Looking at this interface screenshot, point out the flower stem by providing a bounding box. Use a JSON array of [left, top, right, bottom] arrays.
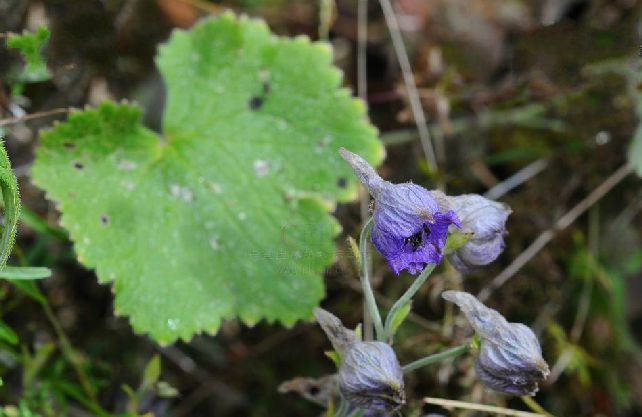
[[359, 217, 385, 341], [384, 263, 436, 340], [520, 395, 554, 417], [346, 408, 365, 417], [402, 343, 469, 373], [334, 397, 350, 417]]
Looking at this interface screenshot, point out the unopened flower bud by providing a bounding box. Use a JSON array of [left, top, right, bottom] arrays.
[[339, 341, 405, 412], [313, 307, 357, 355], [314, 308, 405, 412], [442, 291, 549, 396], [444, 194, 511, 272], [339, 148, 460, 274]]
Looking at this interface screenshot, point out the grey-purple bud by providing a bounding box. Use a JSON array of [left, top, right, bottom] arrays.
[[445, 194, 511, 273], [339, 341, 405, 413], [442, 291, 549, 396], [313, 308, 405, 412]]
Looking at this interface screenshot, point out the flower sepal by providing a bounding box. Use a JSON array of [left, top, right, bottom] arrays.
[[443, 229, 475, 255]]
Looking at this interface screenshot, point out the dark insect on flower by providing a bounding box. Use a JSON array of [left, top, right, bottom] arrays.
[[442, 194, 511, 273], [339, 148, 460, 274], [313, 308, 405, 414], [404, 229, 424, 251], [442, 291, 550, 396]]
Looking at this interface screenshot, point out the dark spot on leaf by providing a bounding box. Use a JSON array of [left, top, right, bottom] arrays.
[[337, 177, 347, 188], [249, 96, 263, 110], [63, 142, 75, 149], [100, 214, 109, 225], [263, 81, 271, 94], [73, 161, 84, 170]]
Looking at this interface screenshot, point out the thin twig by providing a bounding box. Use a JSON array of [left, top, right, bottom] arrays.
[[0, 107, 70, 127], [319, 0, 334, 41], [357, 0, 368, 105], [378, 0, 437, 171], [158, 344, 245, 415], [423, 397, 547, 417], [478, 163, 634, 302], [171, 0, 224, 14], [547, 347, 573, 384], [484, 158, 549, 200]]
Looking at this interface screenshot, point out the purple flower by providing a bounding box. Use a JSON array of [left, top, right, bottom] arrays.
[[339, 148, 460, 274], [443, 194, 511, 273], [442, 291, 550, 396]]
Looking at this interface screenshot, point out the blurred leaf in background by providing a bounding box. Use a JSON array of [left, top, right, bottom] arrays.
[[5, 25, 51, 95]]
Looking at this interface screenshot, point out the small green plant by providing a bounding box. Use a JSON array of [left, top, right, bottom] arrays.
[[5, 25, 51, 95], [305, 149, 549, 416]]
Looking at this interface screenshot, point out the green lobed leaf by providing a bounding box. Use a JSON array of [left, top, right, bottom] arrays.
[[31, 13, 384, 343], [6, 25, 51, 83], [0, 139, 20, 270]]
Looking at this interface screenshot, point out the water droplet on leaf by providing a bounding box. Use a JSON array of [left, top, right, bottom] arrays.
[[253, 159, 269, 177], [209, 234, 220, 250], [167, 318, 180, 330], [117, 160, 137, 170]]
